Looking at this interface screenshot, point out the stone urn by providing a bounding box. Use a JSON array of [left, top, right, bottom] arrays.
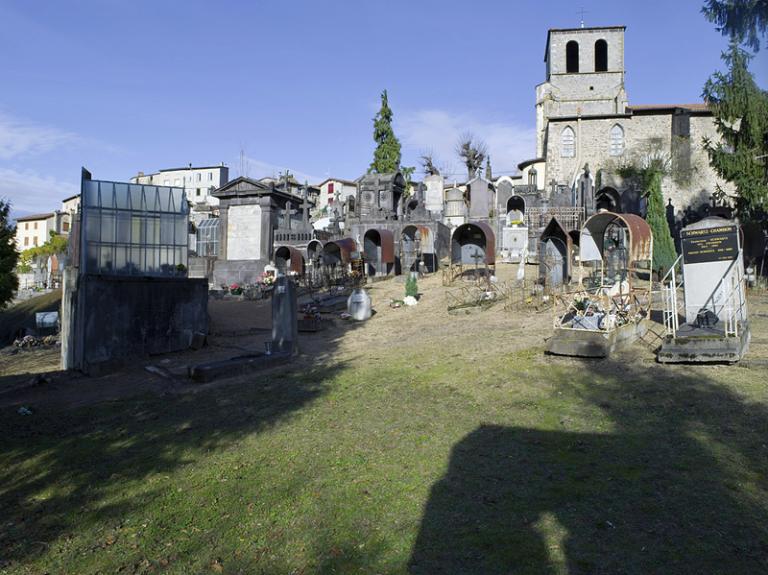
[[347, 288, 372, 321]]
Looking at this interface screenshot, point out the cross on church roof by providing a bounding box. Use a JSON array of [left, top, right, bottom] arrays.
[[577, 7, 588, 28]]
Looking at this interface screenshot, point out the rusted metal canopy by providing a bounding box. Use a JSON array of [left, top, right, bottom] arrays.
[[452, 221, 496, 265], [274, 245, 305, 274], [580, 212, 652, 262], [363, 228, 395, 264], [323, 237, 357, 264]]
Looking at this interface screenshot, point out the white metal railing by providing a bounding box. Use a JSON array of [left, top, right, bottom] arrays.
[[682, 257, 747, 338], [661, 255, 683, 336]]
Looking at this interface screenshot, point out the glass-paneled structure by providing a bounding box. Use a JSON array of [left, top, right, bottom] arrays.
[[81, 179, 189, 276], [195, 217, 220, 257]]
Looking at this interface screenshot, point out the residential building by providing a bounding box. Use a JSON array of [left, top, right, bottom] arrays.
[[316, 178, 358, 212], [130, 164, 230, 209]]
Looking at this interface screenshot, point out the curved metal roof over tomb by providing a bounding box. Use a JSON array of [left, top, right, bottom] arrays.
[[363, 228, 395, 264], [451, 221, 496, 265], [274, 245, 305, 274], [322, 237, 357, 264], [580, 212, 652, 263]]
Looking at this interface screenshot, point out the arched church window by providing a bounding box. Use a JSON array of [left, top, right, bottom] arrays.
[[566, 41, 579, 73], [561, 126, 575, 158], [595, 39, 608, 72], [610, 124, 624, 156]]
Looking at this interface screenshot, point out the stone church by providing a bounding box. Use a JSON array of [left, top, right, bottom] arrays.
[[520, 25, 732, 217]]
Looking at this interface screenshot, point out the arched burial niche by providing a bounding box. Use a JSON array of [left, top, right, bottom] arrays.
[[539, 217, 573, 289], [566, 40, 579, 73], [274, 245, 305, 276], [451, 222, 496, 267], [506, 195, 526, 224], [595, 39, 608, 72], [322, 237, 355, 269], [306, 239, 323, 264], [595, 187, 622, 212], [363, 228, 395, 277]]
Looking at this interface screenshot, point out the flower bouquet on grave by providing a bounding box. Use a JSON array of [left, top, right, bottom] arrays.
[[229, 283, 243, 296]]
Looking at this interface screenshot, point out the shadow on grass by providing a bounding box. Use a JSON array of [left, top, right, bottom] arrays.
[[0, 355, 349, 568], [410, 360, 768, 574]]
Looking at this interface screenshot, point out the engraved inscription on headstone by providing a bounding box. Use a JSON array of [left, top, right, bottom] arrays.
[[681, 225, 738, 264]]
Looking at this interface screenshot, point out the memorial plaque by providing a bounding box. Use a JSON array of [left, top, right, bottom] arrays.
[[681, 225, 738, 264]]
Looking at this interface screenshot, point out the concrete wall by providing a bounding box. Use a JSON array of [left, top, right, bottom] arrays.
[[63, 274, 208, 373]]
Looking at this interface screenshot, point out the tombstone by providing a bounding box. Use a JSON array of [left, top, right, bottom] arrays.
[[424, 174, 445, 215], [574, 164, 595, 216], [271, 275, 298, 354], [659, 217, 750, 363], [679, 218, 746, 325], [539, 217, 572, 289], [501, 227, 529, 263], [468, 177, 494, 220]]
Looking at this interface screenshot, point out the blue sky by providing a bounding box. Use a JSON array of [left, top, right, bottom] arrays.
[[1, 0, 766, 217]]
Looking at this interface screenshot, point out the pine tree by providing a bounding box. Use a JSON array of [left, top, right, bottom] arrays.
[[644, 171, 678, 276], [702, 43, 768, 217], [702, 0, 768, 51], [0, 200, 19, 309], [369, 90, 402, 174]]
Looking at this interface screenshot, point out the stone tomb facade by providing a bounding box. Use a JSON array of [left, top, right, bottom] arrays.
[[212, 177, 310, 285], [346, 171, 451, 274]]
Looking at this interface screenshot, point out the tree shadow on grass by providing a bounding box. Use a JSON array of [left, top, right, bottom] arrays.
[[409, 360, 768, 574], [0, 359, 346, 569]]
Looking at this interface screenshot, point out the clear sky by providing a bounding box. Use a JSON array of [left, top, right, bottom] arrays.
[[1, 0, 766, 217]]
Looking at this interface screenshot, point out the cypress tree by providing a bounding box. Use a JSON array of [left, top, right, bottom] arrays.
[[702, 43, 768, 218], [644, 171, 678, 277], [369, 90, 402, 174], [0, 200, 19, 309]]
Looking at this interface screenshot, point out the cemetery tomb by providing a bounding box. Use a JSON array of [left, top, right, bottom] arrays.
[[547, 212, 653, 358], [506, 195, 526, 221], [539, 217, 573, 289], [595, 187, 622, 212], [659, 217, 750, 363], [307, 239, 323, 264], [322, 237, 356, 268], [451, 222, 496, 268], [274, 245, 305, 276], [401, 225, 437, 273], [363, 228, 395, 277]]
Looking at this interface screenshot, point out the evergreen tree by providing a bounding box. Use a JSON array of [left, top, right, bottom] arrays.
[[702, 0, 768, 51], [702, 43, 768, 217], [0, 200, 19, 309], [369, 90, 402, 174], [644, 171, 678, 277]]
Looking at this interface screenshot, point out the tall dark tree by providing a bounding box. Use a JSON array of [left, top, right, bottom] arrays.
[[0, 200, 19, 309], [702, 43, 768, 216], [369, 90, 402, 174], [644, 171, 679, 276], [702, 0, 768, 51]]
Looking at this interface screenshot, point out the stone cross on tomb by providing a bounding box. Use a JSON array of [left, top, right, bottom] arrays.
[[300, 188, 311, 224], [283, 202, 297, 230]]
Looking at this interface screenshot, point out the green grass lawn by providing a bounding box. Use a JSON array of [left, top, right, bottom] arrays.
[[1, 337, 767, 574]]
